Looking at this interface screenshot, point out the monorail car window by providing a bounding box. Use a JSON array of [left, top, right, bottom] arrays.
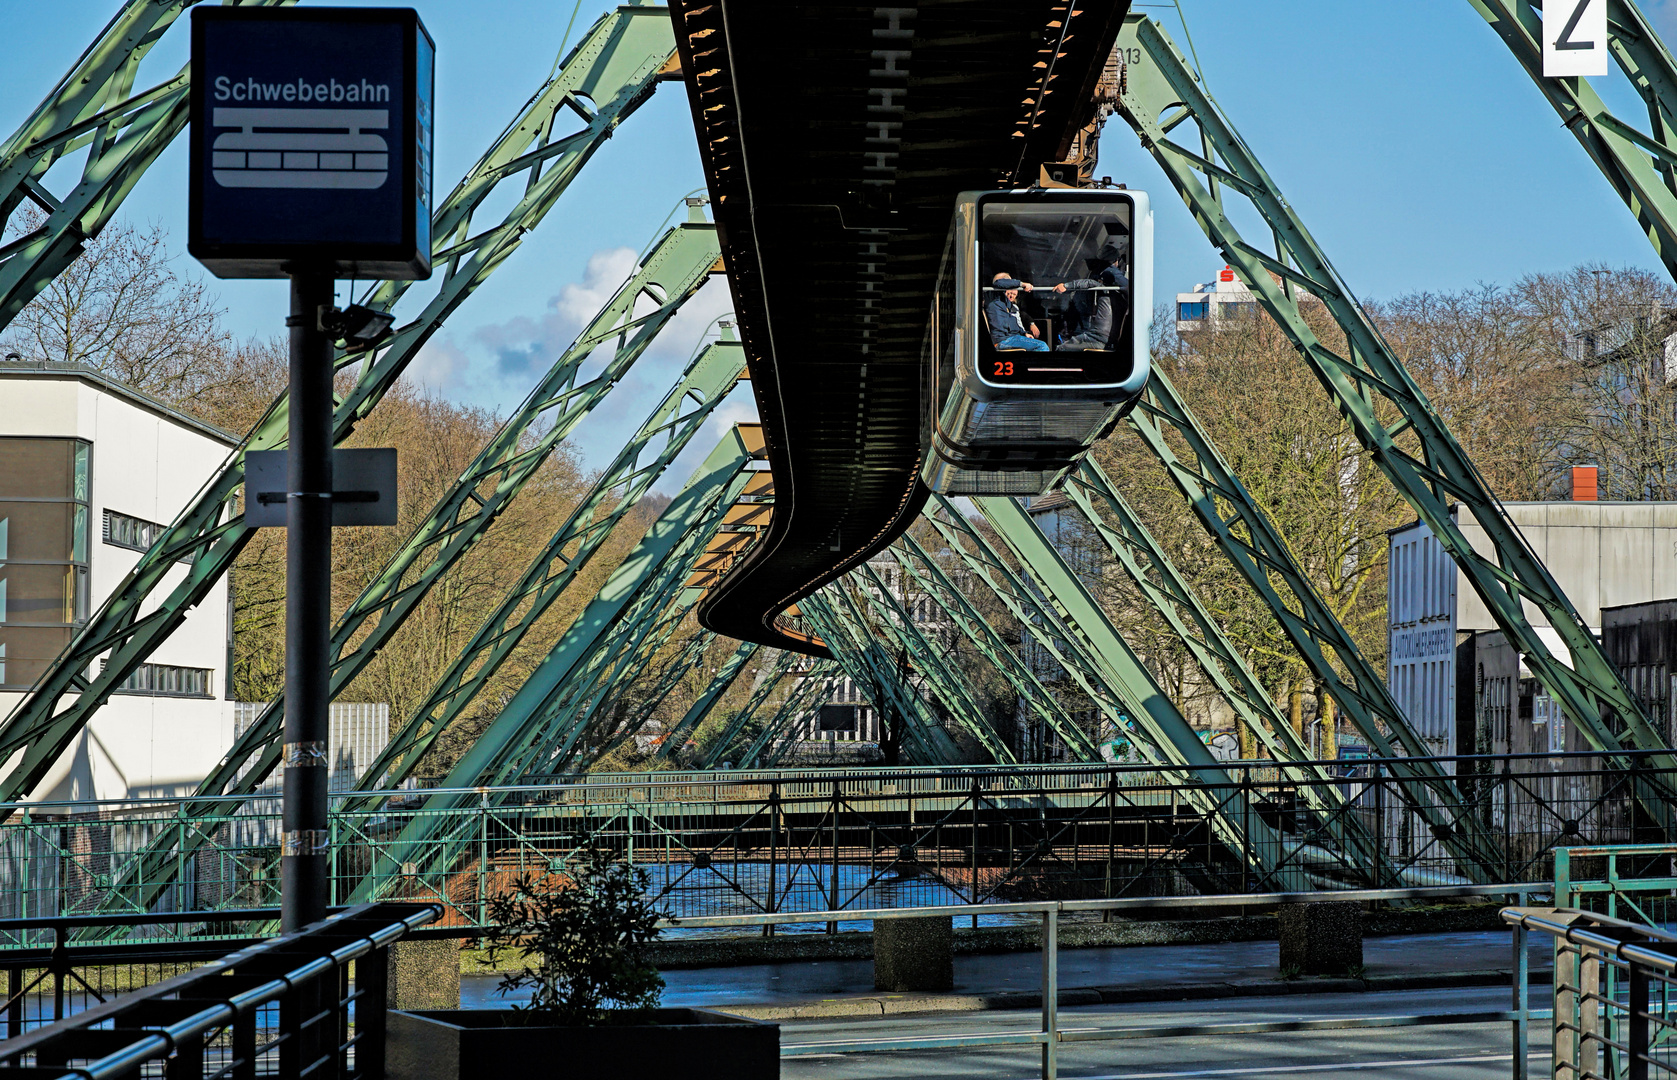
[[976, 192, 1136, 388]]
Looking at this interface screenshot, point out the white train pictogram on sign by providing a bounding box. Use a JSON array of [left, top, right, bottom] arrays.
[[211, 108, 389, 190]]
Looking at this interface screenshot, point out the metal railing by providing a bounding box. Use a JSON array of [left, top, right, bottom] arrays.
[[0, 902, 440, 1080], [2, 751, 1665, 942], [664, 884, 1544, 1080], [1505, 905, 1677, 1080]]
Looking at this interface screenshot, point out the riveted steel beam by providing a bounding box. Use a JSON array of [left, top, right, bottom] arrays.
[[197, 221, 723, 804], [697, 649, 803, 769], [649, 637, 757, 763], [1120, 16, 1672, 813], [348, 341, 747, 800], [0, 0, 294, 328], [0, 5, 682, 802], [887, 533, 1102, 762]]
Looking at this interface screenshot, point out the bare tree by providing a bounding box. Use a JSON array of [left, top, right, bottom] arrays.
[[1, 210, 232, 410]]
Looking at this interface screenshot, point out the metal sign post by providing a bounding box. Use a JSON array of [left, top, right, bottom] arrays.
[[190, 7, 432, 932]]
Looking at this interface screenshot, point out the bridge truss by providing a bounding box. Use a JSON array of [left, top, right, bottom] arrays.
[[0, 1, 1674, 918]]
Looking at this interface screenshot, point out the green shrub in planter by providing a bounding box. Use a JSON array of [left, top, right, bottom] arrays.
[[387, 848, 778, 1080]]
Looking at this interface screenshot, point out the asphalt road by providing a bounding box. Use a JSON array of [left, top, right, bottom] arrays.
[[777, 986, 1533, 1080]]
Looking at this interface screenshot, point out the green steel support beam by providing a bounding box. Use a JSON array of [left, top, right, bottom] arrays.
[[743, 665, 843, 768], [197, 219, 722, 802], [485, 470, 749, 784], [922, 499, 1170, 767], [350, 337, 746, 798], [804, 589, 961, 766], [887, 534, 1102, 761], [697, 649, 802, 769], [1063, 462, 1326, 775], [649, 637, 757, 762], [0, 0, 292, 329], [524, 576, 708, 777], [1120, 17, 1672, 797], [1472, 0, 1677, 281], [355, 428, 757, 894], [1060, 461, 1388, 879], [851, 563, 1019, 764], [0, 5, 681, 802]]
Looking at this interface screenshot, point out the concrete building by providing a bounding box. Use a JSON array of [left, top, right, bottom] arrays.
[[1175, 265, 1259, 334], [1387, 470, 1677, 756], [0, 361, 238, 803]]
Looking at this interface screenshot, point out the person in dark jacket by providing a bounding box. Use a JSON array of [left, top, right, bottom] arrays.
[[984, 272, 1049, 351], [1053, 240, 1130, 351]]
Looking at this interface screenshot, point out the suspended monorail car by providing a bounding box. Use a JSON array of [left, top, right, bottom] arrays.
[[922, 188, 1152, 494]]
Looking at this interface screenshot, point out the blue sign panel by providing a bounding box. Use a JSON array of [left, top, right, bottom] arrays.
[[189, 7, 433, 280]]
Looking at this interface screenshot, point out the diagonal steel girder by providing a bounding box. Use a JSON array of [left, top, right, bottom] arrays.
[[744, 664, 845, 768], [800, 591, 956, 767], [1058, 461, 1390, 882], [0, 0, 293, 329], [697, 648, 803, 769], [196, 218, 722, 803], [1119, 17, 1674, 814], [353, 428, 760, 895], [0, 5, 681, 802], [647, 636, 754, 763], [887, 533, 1102, 761], [850, 562, 1019, 764], [974, 496, 1286, 881], [348, 339, 748, 800], [520, 576, 711, 778], [1472, 0, 1677, 282]]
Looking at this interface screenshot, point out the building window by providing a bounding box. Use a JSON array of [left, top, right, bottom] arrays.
[[103, 509, 166, 554], [0, 438, 91, 689], [1177, 301, 1208, 321], [100, 659, 212, 698], [1221, 301, 1259, 319]]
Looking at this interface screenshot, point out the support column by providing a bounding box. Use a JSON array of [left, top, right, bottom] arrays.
[[282, 271, 335, 932]]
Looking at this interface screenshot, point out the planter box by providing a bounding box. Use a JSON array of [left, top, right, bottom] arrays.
[[386, 1007, 779, 1080]]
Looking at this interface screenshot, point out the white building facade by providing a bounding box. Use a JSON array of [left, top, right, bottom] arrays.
[[0, 362, 238, 803], [1387, 494, 1677, 756]]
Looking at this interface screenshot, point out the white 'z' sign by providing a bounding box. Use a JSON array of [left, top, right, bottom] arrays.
[[1544, 0, 1609, 78]]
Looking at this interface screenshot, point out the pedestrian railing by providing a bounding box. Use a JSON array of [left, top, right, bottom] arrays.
[[0, 901, 440, 1080], [1505, 905, 1677, 1080], [667, 883, 1542, 1080]]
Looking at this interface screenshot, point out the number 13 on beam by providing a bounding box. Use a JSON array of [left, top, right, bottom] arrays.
[[1544, 0, 1608, 77]]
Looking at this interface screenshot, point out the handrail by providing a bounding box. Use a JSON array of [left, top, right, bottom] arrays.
[[0, 901, 440, 1079], [0, 748, 1668, 813]]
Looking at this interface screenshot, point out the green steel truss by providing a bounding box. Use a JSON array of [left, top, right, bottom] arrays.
[[1472, 1, 1677, 282], [851, 562, 1019, 764], [351, 336, 747, 797], [198, 218, 722, 802], [354, 429, 759, 891], [741, 665, 845, 768], [887, 532, 1102, 761], [1119, 17, 1670, 792], [0, 0, 291, 328], [696, 648, 803, 769], [1062, 461, 1316, 768], [972, 496, 1289, 878], [800, 591, 958, 766], [647, 637, 755, 763], [0, 5, 681, 802]]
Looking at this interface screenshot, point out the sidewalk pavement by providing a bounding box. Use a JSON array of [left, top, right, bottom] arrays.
[[461, 928, 1548, 1019]]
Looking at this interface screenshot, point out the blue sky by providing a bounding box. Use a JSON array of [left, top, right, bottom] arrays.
[[5, 1, 1677, 491]]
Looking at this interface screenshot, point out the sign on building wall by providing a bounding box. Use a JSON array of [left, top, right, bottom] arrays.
[[188, 7, 434, 279], [1543, 0, 1609, 78]]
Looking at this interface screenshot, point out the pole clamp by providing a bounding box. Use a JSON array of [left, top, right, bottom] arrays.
[[282, 829, 330, 856], [284, 741, 329, 769]]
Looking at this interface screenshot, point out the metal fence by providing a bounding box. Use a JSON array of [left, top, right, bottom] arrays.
[[0, 902, 438, 1077], [1, 752, 1669, 943], [1506, 905, 1677, 1080]]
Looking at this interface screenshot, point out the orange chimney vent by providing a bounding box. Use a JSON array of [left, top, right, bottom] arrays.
[[1571, 465, 1598, 501]]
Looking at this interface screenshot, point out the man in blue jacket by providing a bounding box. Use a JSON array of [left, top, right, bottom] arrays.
[[985, 272, 1049, 352]]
